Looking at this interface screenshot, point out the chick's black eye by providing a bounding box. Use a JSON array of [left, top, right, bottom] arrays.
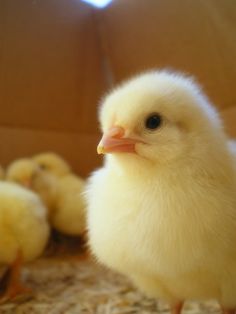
[[39, 164, 47, 170], [145, 114, 162, 130]]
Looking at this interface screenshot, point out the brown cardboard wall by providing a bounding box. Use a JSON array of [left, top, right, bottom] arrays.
[[100, 0, 236, 109], [0, 0, 105, 176]]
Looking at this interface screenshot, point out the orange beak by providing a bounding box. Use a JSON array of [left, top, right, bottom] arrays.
[[97, 126, 140, 154]]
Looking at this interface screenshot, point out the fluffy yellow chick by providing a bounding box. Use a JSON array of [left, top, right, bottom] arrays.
[[6, 158, 57, 213], [86, 70, 236, 314], [0, 182, 49, 302], [33, 153, 86, 236]]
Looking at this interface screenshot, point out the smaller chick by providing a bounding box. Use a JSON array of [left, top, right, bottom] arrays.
[[6, 158, 57, 214], [33, 153, 86, 236], [0, 182, 49, 302]]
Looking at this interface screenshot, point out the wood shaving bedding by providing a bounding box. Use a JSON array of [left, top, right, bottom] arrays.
[[0, 257, 221, 314]]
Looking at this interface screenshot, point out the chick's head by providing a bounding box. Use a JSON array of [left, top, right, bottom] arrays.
[[6, 158, 57, 210], [6, 158, 40, 188], [98, 71, 223, 166], [33, 152, 71, 178]]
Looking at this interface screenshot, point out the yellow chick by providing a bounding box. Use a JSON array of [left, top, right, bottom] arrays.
[[6, 158, 57, 213], [33, 153, 86, 236], [86, 70, 236, 314], [0, 181, 49, 302]]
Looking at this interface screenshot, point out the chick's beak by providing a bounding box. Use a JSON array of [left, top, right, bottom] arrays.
[[97, 126, 139, 155]]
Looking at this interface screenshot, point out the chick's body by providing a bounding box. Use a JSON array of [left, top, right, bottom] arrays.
[[52, 174, 86, 235], [88, 161, 236, 304], [86, 71, 236, 311], [0, 182, 49, 264]]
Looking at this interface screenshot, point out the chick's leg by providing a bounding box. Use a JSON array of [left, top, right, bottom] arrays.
[[0, 250, 31, 303], [47, 229, 88, 260], [171, 302, 183, 314]]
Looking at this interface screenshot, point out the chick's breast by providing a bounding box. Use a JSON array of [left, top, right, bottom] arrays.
[[87, 169, 133, 267], [87, 168, 172, 274], [87, 164, 236, 303], [86, 168, 184, 303]]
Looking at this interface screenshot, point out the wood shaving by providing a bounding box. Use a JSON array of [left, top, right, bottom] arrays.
[[0, 257, 222, 314]]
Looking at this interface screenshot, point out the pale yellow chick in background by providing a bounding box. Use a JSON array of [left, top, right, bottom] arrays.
[[33, 153, 86, 236], [86, 70, 236, 314], [6, 158, 57, 213], [0, 182, 49, 302]]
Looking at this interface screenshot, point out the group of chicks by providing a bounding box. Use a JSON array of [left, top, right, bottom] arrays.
[[1, 69, 236, 314], [0, 153, 86, 303]]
